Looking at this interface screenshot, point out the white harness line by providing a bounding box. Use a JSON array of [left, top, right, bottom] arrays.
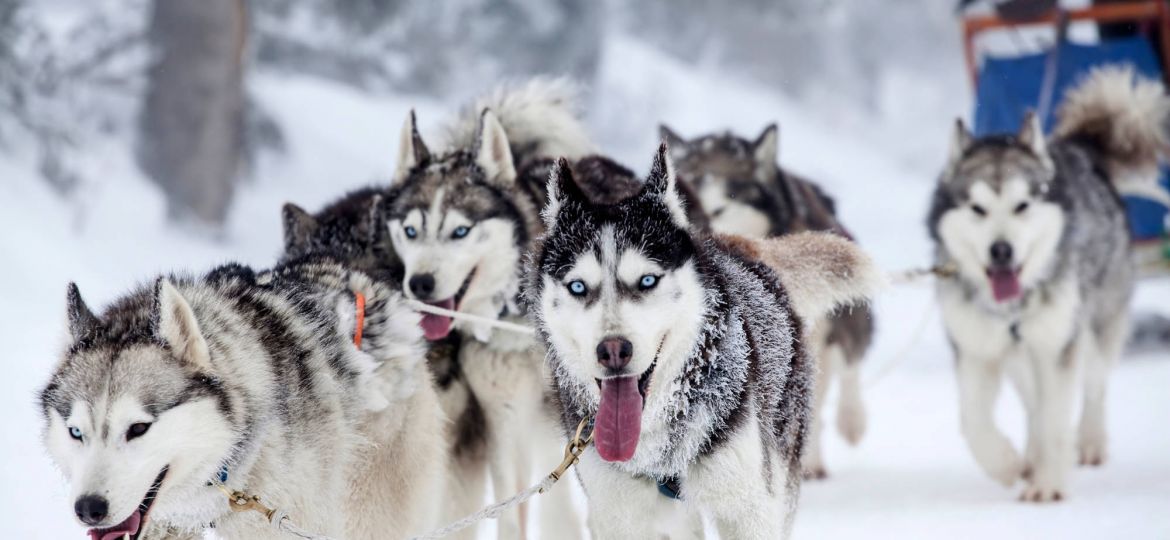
[[405, 299, 536, 336]]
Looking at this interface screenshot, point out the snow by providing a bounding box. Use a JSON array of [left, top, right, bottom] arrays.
[[2, 31, 1168, 540]]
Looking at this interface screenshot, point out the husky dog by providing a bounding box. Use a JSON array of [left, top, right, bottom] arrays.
[[929, 66, 1169, 501], [386, 79, 593, 537], [662, 124, 875, 478], [527, 146, 881, 538], [39, 257, 435, 539], [282, 191, 486, 537]]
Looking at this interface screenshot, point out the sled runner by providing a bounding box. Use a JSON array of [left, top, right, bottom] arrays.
[[961, 0, 1170, 276]]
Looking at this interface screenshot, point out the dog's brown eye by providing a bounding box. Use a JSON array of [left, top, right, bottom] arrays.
[[1014, 202, 1029, 214], [127, 422, 152, 441], [971, 204, 987, 217]]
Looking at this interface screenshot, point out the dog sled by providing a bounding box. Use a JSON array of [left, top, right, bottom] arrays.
[[960, 0, 1170, 277]]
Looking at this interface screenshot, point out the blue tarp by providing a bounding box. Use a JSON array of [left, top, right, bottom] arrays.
[[973, 37, 1169, 239]]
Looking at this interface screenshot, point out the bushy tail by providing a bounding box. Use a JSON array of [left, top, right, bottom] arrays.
[[1054, 65, 1170, 182], [745, 232, 884, 326], [443, 77, 596, 163]]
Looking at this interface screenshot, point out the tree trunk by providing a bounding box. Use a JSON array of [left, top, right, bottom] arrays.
[[138, 0, 246, 227]]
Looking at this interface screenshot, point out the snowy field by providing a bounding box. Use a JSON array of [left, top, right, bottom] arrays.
[[2, 35, 1168, 539]]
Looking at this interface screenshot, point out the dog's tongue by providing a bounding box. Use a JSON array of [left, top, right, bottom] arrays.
[[988, 268, 1021, 302], [420, 298, 456, 340], [595, 376, 643, 462], [88, 510, 141, 540]]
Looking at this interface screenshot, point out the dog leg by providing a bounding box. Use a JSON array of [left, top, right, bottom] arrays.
[[802, 340, 833, 480], [834, 345, 866, 446], [576, 453, 667, 539], [487, 419, 525, 539], [1004, 355, 1040, 480], [1021, 340, 1078, 502], [1079, 317, 1124, 466], [690, 416, 786, 539], [957, 353, 1022, 486]]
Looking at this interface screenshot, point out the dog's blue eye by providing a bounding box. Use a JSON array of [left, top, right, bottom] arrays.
[[68, 427, 82, 441], [567, 280, 587, 296], [639, 275, 659, 290], [451, 226, 470, 239], [126, 422, 151, 441], [404, 225, 418, 239]]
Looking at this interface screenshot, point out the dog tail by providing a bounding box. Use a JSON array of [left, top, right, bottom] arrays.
[[743, 232, 884, 327], [444, 77, 596, 164], [1053, 65, 1170, 183]]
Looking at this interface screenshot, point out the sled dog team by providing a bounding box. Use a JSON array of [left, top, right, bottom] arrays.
[[40, 66, 1169, 539]]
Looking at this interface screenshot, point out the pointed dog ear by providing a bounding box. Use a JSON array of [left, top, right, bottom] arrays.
[[1017, 111, 1051, 166], [947, 118, 974, 172], [543, 157, 585, 231], [643, 142, 690, 229], [393, 110, 431, 182], [475, 109, 517, 188], [154, 278, 212, 371], [66, 282, 99, 342], [658, 124, 690, 161], [753, 123, 779, 180], [282, 202, 317, 254]]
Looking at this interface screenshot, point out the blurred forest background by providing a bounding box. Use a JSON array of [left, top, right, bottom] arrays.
[[0, 0, 961, 229]]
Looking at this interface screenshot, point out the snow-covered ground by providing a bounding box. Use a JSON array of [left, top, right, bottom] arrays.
[[2, 35, 1167, 539]]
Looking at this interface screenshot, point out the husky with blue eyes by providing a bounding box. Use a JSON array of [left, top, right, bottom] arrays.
[[385, 79, 595, 538], [527, 145, 881, 538], [39, 259, 434, 539], [929, 66, 1169, 502]]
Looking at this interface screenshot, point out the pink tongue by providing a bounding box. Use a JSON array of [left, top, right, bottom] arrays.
[[988, 268, 1021, 302], [419, 298, 456, 341], [89, 510, 141, 540], [595, 376, 643, 462]]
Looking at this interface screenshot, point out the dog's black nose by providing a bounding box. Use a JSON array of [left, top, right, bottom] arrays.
[[408, 274, 436, 299], [75, 494, 108, 525], [596, 337, 633, 370], [989, 241, 1013, 267]]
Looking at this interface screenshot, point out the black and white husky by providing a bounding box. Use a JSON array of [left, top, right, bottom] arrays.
[[929, 66, 1169, 501], [386, 79, 594, 537], [39, 258, 441, 539], [662, 124, 875, 478], [527, 145, 881, 538]]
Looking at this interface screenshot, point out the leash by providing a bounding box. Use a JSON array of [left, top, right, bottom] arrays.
[[410, 416, 594, 539], [406, 299, 536, 336], [208, 479, 336, 540], [862, 263, 956, 388]]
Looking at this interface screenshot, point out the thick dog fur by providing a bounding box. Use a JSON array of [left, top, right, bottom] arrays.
[[663, 124, 877, 478], [40, 258, 435, 539], [527, 145, 879, 539], [280, 194, 486, 540], [929, 66, 1168, 502], [386, 79, 593, 538]]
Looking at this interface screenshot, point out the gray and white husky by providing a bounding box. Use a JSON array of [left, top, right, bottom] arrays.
[[661, 124, 875, 479], [527, 145, 882, 538], [386, 79, 594, 537], [929, 66, 1170, 501], [280, 189, 486, 535], [39, 258, 439, 539]]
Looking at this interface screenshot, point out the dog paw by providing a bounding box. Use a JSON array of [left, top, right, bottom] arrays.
[[1077, 432, 1107, 467], [973, 436, 1023, 487], [1019, 483, 1065, 503], [802, 466, 828, 481], [836, 400, 866, 446]]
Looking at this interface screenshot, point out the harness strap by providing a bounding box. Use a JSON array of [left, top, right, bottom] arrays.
[[353, 292, 366, 348], [657, 477, 683, 500]]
